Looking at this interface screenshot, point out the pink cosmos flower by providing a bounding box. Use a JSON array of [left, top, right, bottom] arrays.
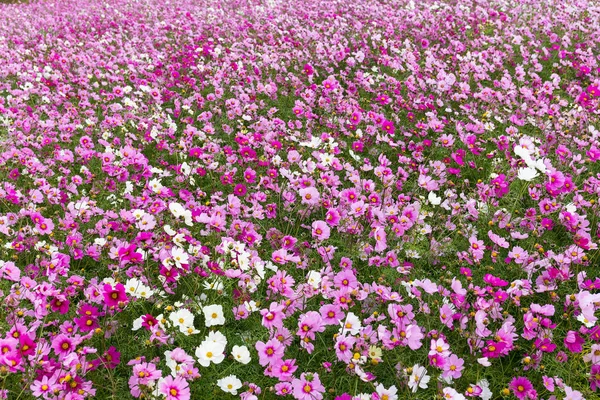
[[297, 311, 325, 340], [469, 236, 484, 260], [564, 386, 584, 400], [490, 174, 509, 197], [547, 170, 565, 190], [292, 373, 325, 400], [311, 220, 330, 241], [442, 354, 464, 379], [334, 270, 358, 290], [255, 339, 284, 366], [270, 359, 298, 381], [299, 187, 320, 205], [482, 341, 506, 358], [487, 230, 509, 248], [159, 375, 190, 400], [0, 262, 20, 281], [483, 274, 509, 287], [118, 244, 143, 263], [51, 334, 74, 356], [405, 324, 424, 350], [74, 304, 100, 332], [320, 304, 344, 325], [590, 365, 600, 391], [131, 362, 162, 390], [36, 219, 54, 235], [535, 338, 556, 353], [275, 382, 293, 396], [429, 338, 450, 357], [30, 375, 57, 398], [261, 302, 285, 330], [103, 346, 121, 369], [508, 246, 528, 264], [18, 335, 36, 357], [334, 335, 356, 363]]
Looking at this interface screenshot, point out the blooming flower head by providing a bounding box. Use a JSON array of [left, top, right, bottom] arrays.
[[159, 375, 190, 400], [51, 334, 74, 357], [442, 354, 464, 379], [231, 345, 251, 364], [195, 340, 225, 367], [311, 220, 330, 241], [103, 283, 128, 307], [217, 375, 242, 395], [30, 375, 58, 398], [381, 120, 395, 135], [256, 338, 284, 367], [509, 376, 534, 399], [443, 387, 466, 400], [375, 384, 398, 400], [407, 364, 430, 393], [292, 373, 325, 400], [203, 304, 225, 327], [169, 308, 196, 334]]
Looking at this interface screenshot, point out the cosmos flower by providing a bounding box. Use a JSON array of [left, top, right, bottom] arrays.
[[202, 304, 225, 327], [407, 364, 430, 393], [217, 375, 243, 395], [195, 340, 225, 367], [231, 345, 251, 364]]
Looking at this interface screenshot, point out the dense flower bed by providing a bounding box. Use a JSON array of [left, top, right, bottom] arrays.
[[0, 0, 600, 398]]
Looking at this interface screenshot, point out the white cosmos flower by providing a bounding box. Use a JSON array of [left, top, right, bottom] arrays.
[[205, 330, 228, 347], [203, 304, 226, 327], [149, 178, 163, 193], [375, 384, 398, 400], [169, 202, 193, 226], [477, 357, 491, 366], [306, 271, 321, 289], [244, 300, 258, 312], [169, 202, 184, 216], [532, 158, 547, 173], [164, 225, 177, 236], [165, 350, 187, 377], [339, 312, 362, 336], [517, 167, 539, 181], [477, 379, 493, 400], [217, 375, 242, 395], [132, 315, 143, 331], [169, 309, 195, 333], [203, 279, 224, 291], [514, 145, 533, 162], [231, 345, 251, 364], [408, 364, 430, 393], [428, 191, 442, 205], [125, 278, 154, 299], [195, 340, 225, 367], [171, 247, 189, 268]]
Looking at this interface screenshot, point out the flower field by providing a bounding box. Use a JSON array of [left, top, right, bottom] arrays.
[[0, 0, 599, 398]]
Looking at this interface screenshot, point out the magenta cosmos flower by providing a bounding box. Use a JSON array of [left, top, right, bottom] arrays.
[[509, 376, 534, 399], [103, 283, 128, 307]]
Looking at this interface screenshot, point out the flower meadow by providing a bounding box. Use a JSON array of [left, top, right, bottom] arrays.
[[1, 0, 600, 398]]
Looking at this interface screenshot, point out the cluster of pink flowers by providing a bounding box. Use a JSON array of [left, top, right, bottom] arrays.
[[0, 0, 599, 398]]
